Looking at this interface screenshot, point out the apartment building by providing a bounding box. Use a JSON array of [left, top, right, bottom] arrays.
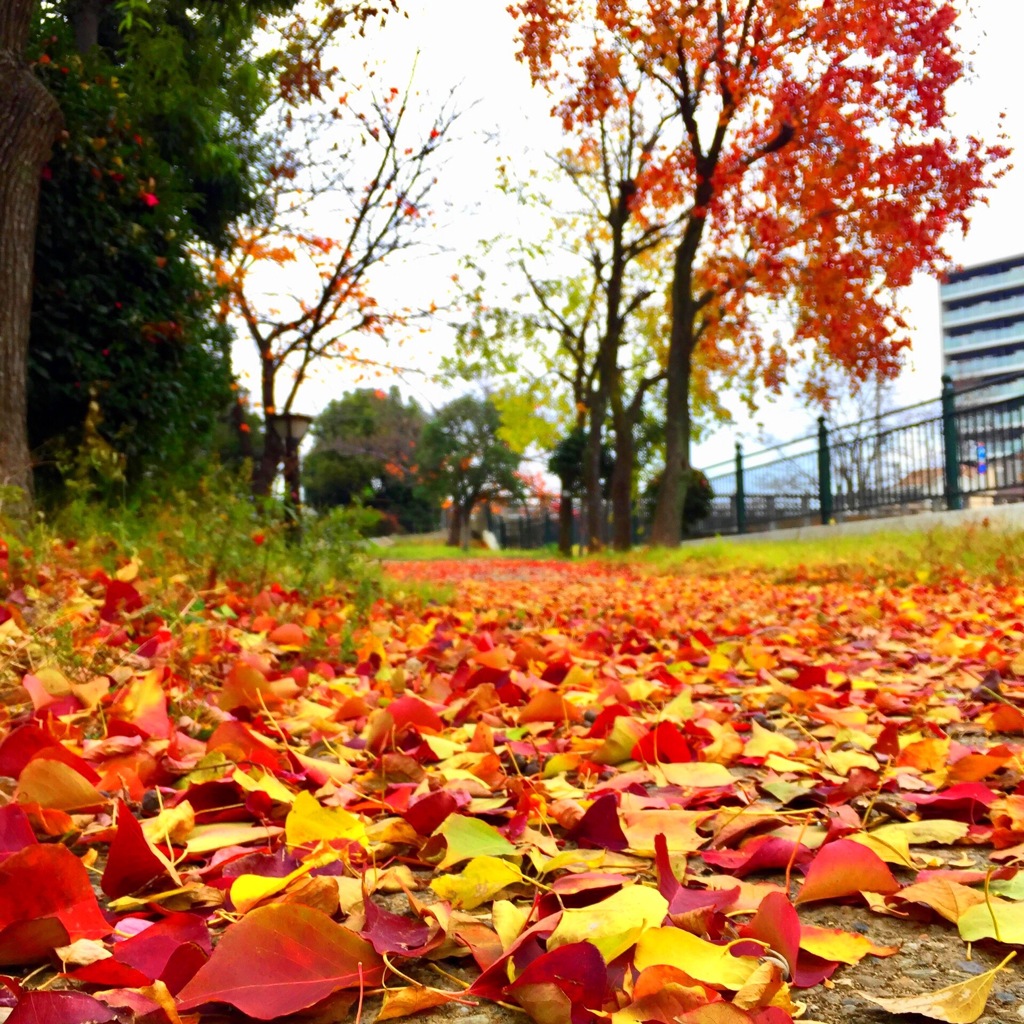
[[941, 252, 1024, 405]]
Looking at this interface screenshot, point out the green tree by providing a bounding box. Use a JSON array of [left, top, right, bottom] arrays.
[[303, 387, 437, 534], [417, 396, 524, 547], [29, 27, 235, 494], [0, 0, 400, 502]]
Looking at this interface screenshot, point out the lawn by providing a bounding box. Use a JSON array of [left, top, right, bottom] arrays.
[[1, 522, 1023, 1023]]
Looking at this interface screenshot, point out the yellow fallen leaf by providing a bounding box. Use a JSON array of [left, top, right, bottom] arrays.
[[16, 759, 107, 812], [285, 790, 366, 847], [860, 952, 1015, 1023], [140, 800, 196, 846], [871, 820, 969, 846], [633, 926, 761, 990], [548, 884, 669, 964], [429, 856, 522, 910], [848, 830, 915, 868], [232, 767, 295, 805], [492, 900, 529, 951], [621, 809, 713, 855], [743, 721, 797, 758], [184, 822, 284, 855], [655, 762, 737, 789]]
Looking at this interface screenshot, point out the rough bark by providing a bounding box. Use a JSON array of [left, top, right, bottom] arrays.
[[583, 387, 607, 551], [609, 406, 633, 552], [0, 1, 63, 501], [557, 490, 573, 556], [445, 505, 462, 547]]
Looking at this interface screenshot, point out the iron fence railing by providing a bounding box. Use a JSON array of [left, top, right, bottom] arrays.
[[479, 371, 1024, 547], [689, 372, 1024, 536]]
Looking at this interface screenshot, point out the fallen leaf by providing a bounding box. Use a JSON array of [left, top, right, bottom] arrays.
[[796, 839, 900, 904], [434, 814, 516, 869], [860, 952, 1015, 1023], [547, 883, 669, 963], [176, 903, 384, 1019], [430, 856, 522, 909], [634, 927, 761, 990]]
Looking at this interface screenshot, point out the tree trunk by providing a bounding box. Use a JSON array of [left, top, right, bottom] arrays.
[[72, 0, 105, 54], [650, 341, 692, 547], [609, 412, 633, 552], [0, 2, 63, 502], [445, 505, 462, 547], [252, 426, 283, 497], [583, 393, 606, 552], [650, 205, 708, 547], [557, 489, 573, 556]]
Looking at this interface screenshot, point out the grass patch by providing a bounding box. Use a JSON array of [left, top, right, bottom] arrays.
[[377, 542, 563, 561], [617, 522, 1024, 584]]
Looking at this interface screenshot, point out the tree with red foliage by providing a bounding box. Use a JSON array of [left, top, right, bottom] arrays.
[[511, 0, 1009, 545]]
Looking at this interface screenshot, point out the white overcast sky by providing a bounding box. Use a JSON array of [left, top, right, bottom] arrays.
[[232, 0, 1022, 471]]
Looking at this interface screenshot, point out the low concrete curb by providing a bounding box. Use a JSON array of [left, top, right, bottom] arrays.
[[686, 502, 1024, 546]]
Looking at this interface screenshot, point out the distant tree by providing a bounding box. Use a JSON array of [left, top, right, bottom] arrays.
[[209, 76, 458, 498], [547, 427, 613, 555], [303, 387, 436, 533], [417, 396, 524, 547]]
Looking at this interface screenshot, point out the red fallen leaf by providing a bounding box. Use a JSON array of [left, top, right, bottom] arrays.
[[567, 793, 629, 851], [100, 578, 143, 621], [795, 839, 899, 905], [0, 844, 111, 965], [740, 892, 801, 975], [703, 836, 812, 878], [206, 720, 289, 774], [362, 897, 431, 955], [905, 781, 997, 817], [0, 805, 37, 860], [586, 703, 633, 738], [451, 918, 505, 972], [632, 720, 693, 764], [404, 789, 461, 836], [366, 695, 444, 753], [791, 951, 840, 989], [0, 724, 100, 782], [506, 941, 609, 1020], [71, 912, 210, 994], [101, 799, 175, 898], [6, 990, 117, 1023], [176, 903, 384, 1019]]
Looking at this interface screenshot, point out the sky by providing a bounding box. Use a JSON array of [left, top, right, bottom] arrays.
[[232, 0, 1023, 474]]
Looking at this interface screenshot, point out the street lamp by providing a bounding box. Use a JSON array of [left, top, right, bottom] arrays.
[[266, 410, 315, 526]]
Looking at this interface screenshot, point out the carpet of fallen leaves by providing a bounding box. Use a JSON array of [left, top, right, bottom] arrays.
[[3, 551, 1024, 1024]]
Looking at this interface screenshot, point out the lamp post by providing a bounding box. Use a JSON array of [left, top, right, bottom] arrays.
[[266, 410, 314, 529]]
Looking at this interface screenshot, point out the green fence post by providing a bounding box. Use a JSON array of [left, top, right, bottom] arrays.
[[734, 442, 746, 534], [817, 416, 833, 525], [942, 374, 962, 511]]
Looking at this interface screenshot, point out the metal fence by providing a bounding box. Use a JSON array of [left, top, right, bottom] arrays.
[[695, 372, 1024, 536], [484, 372, 1024, 547]]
